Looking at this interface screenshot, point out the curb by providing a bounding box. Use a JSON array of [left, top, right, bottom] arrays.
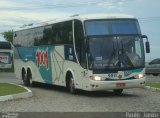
[[144, 86, 160, 91], [0, 84, 32, 102]]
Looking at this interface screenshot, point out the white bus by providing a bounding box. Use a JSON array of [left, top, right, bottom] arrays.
[[13, 14, 150, 94], [0, 41, 13, 69]]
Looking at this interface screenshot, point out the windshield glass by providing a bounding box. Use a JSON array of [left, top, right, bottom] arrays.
[[88, 36, 145, 70], [85, 19, 141, 36]]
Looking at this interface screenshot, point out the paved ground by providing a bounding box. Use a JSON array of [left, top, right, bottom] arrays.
[[0, 73, 160, 112], [145, 74, 160, 83], [0, 73, 22, 84]]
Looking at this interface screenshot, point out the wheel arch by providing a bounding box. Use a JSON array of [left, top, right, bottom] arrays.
[[27, 66, 33, 79], [65, 69, 75, 87], [21, 66, 26, 80]]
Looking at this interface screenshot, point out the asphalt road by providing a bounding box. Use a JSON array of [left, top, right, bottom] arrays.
[[0, 73, 160, 112]]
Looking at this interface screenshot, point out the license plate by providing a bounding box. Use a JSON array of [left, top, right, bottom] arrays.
[[116, 83, 125, 88]]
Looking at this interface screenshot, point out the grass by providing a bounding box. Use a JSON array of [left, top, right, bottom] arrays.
[[0, 83, 27, 96], [145, 82, 160, 88]]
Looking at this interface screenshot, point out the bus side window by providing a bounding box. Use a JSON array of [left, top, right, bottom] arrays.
[[52, 23, 61, 44], [33, 21, 73, 46], [34, 27, 44, 46], [62, 21, 73, 44], [74, 20, 86, 68], [51, 21, 73, 44]]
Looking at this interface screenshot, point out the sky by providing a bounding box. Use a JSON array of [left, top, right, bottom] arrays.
[[0, 0, 159, 61]]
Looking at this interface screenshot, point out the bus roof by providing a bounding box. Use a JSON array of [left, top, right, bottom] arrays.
[[74, 13, 135, 20], [14, 13, 136, 32]]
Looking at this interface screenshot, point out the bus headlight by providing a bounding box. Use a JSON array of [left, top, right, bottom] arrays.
[[134, 73, 145, 79], [90, 76, 106, 81]]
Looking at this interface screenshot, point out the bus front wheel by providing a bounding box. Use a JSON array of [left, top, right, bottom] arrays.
[[113, 89, 123, 95], [69, 77, 76, 94], [66, 73, 76, 94]]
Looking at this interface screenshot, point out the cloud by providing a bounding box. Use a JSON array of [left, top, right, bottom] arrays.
[[150, 45, 160, 49], [97, 0, 125, 7], [0, 0, 74, 33], [0, 0, 18, 8], [0, 11, 61, 20], [0, 0, 135, 33], [0, 34, 6, 41], [0, 10, 70, 32]]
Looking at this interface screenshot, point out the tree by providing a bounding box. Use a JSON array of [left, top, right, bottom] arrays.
[[2, 30, 13, 43]]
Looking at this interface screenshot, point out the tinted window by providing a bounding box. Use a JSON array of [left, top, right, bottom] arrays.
[[85, 19, 141, 36], [14, 29, 35, 47], [85, 21, 109, 35], [14, 21, 73, 47], [88, 36, 145, 69], [149, 59, 160, 64], [0, 42, 11, 49], [74, 20, 86, 68], [112, 20, 140, 34], [35, 21, 73, 45]]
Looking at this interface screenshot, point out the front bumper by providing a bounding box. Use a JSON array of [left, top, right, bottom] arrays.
[[0, 64, 12, 69], [85, 78, 145, 91]]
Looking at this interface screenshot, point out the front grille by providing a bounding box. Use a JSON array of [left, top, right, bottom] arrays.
[[105, 77, 136, 81]]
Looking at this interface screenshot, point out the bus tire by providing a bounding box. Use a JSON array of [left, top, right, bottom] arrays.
[[66, 73, 76, 94], [69, 77, 76, 94], [22, 70, 29, 86], [27, 69, 34, 87], [113, 89, 123, 95]]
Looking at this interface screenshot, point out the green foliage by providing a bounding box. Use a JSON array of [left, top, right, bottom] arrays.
[[2, 30, 13, 43], [145, 83, 160, 88], [0, 83, 27, 96]]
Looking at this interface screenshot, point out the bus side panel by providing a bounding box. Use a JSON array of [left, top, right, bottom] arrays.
[[63, 61, 84, 89], [62, 45, 84, 89], [50, 46, 65, 86], [14, 46, 54, 84], [14, 45, 84, 89], [14, 48, 25, 79], [50, 45, 84, 88]]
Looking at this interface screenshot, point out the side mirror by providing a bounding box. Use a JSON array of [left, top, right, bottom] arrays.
[[141, 35, 150, 53], [145, 41, 150, 53], [141, 35, 148, 39]]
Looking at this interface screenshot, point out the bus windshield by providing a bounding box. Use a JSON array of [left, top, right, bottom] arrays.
[[88, 36, 145, 70], [85, 19, 141, 36], [85, 20, 145, 70]]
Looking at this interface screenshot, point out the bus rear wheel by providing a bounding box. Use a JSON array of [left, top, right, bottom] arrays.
[[22, 71, 29, 86], [27, 71, 34, 87], [113, 89, 123, 95]]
